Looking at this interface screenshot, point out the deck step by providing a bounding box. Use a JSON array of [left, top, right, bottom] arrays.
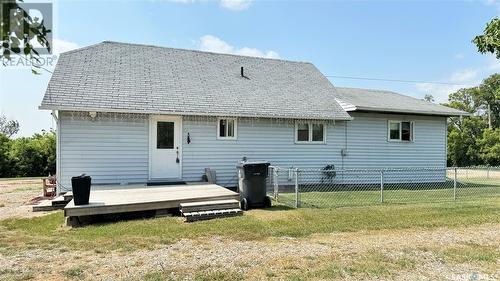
[[33, 199, 65, 212], [63, 192, 73, 202], [179, 199, 240, 213], [183, 208, 243, 222], [51, 196, 70, 206]]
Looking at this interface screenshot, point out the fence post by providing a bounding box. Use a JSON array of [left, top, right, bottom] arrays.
[[487, 166, 490, 179], [380, 170, 384, 203], [273, 167, 279, 199], [453, 167, 457, 200], [294, 168, 300, 208]]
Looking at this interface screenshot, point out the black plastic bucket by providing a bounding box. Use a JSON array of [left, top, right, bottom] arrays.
[[71, 175, 91, 205]]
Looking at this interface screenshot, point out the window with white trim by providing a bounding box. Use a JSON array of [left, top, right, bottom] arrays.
[[388, 120, 413, 142], [217, 118, 237, 139], [295, 122, 326, 143]]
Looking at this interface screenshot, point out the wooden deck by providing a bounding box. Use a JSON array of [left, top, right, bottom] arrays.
[[64, 183, 239, 217]]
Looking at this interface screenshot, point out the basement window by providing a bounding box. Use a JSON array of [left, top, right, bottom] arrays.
[[295, 122, 326, 143], [388, 120, 413, 142], [217, 118, 237, 140]]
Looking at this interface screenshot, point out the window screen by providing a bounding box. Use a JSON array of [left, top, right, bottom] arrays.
[[219, 119, 226, 137], [389, 122, 400, 140], [157, 122, 174, 149], [312, 124, 324, 142], [297, 123, 309, 141], [401, 121, 412, 141]]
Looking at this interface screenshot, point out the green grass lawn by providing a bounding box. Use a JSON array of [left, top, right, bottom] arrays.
[[0, 197, 499, 254], [278, 179, 500, 208], [0, 177, 42, 181]]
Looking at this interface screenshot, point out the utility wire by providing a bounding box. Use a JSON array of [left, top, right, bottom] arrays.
[[324, 75, 467, 86]]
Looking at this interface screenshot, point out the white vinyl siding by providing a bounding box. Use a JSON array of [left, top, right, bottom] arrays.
[[58, 111, 149, 191], [181, 113, 446, 186], [346, 112, 445, 168], [57, 111, 447, 190], [182, 117, 341, 186]]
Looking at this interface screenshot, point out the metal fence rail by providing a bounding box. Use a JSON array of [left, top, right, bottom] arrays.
[[266, 166, 500, 208]]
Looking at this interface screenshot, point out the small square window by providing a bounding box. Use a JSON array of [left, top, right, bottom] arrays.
[[296, 122, 326, 143], [217, 118, 237, 139], [388, 120, 413, 142]]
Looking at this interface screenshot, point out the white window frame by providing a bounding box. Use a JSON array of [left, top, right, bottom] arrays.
[[217, 118, 237, 140], [388, 120, 414, 142], [295, 122, 327, 144]]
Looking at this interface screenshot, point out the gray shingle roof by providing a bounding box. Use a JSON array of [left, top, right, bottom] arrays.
[[40, 41, 352, 120], [333, 87, 468, 116]]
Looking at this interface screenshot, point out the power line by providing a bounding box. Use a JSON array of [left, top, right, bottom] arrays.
[[324, 75, 467, 86]]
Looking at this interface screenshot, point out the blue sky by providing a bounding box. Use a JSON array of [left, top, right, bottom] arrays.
[[0, 0, 499, 136]]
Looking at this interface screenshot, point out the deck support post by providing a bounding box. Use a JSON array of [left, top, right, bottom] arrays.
[[453, 167, 457, 200], [380, 170, 384, 203], [294, 168, 300, 208]]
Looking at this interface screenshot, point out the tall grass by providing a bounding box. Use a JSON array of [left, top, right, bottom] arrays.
[[0, 197, 498, 253]]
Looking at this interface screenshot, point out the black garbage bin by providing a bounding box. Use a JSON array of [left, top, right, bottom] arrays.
[[237, 160, 271, 210], [71, 174, 91, 205]]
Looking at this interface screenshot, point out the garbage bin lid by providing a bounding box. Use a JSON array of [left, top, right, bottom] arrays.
[[236, 160, 271, 167]]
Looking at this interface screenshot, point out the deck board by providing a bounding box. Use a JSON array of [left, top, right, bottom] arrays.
[[64, 184, 239, 217]]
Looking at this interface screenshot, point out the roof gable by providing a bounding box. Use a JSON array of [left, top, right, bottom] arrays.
[[333, 87, 468, 116]]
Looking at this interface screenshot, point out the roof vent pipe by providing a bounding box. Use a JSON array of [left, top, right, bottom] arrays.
[[241, 66, 249, 79]]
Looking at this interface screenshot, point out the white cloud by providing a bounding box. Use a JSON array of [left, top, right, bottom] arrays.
[[482, 0, 500, 14], [454, 53, 464, 60], [52, 39, 79, 54], [449, 69, 479, 83], [162, 0, 252, 10], [415, 69, 480, 103], [414, 53, 500, 102], [199, 35, 280, 59], [219, 0, 252, 10]]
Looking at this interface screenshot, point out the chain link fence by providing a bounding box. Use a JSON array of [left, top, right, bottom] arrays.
[[266, 166, 500, 208]]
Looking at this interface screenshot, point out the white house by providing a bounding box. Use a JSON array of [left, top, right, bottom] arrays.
[[39, 41, 466, 191]]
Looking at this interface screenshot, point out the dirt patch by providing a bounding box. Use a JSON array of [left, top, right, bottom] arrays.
[[0, 179, 55, 220], [0, 224, 498, 280]]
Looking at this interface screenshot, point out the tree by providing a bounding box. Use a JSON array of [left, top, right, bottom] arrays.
[[477, 128, 500, 166], [1, 0, 52, 73], [447, 117, 487, 166], [0, 114, 19, 137], [0, 133, 12, 177], [473, 17, 500, 58], [423, 94, 435, 103], [445, 73, 499, 166], [8, 130, 55, 176], [476, 74, 500, 129]]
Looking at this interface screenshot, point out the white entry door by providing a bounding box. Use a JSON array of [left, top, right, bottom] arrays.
[[150, 116, 182, 179]]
